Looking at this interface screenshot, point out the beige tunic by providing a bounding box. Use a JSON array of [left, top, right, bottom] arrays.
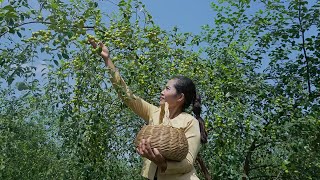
[[109, 69, 201, 180]]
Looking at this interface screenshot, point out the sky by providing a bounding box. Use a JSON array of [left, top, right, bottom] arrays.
[[141, 0, 213, 34], [139, 0, 318, 75], [140, 0, 318, 39]]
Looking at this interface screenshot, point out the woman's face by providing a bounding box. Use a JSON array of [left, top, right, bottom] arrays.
[[160, 79, 182, 106]]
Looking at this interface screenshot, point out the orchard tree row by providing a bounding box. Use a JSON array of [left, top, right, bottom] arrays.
[[0, 0, 319, 179]]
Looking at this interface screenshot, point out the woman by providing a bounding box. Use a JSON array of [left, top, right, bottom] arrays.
[[89, 40, 207, 180]]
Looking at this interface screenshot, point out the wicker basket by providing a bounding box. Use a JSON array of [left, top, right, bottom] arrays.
[[134, 124, 188, 161]]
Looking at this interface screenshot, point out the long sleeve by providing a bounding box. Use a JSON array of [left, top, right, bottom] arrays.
[[108, 68, 158, 122], [161, 118, 201, 174]]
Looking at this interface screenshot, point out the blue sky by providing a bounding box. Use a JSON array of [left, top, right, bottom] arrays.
[[140, 0, 318, 37], [141, 0, 213, 34]]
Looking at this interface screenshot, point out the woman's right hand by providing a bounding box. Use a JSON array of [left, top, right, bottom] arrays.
[[89, 39, 110, 60], [89, 39, 116, 70], [137, 138, 167, 172]]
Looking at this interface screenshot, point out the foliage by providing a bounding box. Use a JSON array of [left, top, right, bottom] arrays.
[[200, 0, 320, 179], [0, 0, 319, 179]]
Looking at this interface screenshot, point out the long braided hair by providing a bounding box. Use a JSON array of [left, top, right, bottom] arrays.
[[172, 76, 207, 144], [172, 75, 210, 179]]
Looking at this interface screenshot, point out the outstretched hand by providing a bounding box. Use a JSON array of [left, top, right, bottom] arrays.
[[88, 39, 116, 69], [137, 138, 167, 172], [88, 39, 110, 60]]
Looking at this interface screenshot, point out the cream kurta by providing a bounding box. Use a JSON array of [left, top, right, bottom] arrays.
[[109, 68, 201, 180]]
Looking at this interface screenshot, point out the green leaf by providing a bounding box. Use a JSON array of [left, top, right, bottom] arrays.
[[8, 28, 14, 33], [3, 5, 15, 12], [51, 2, 58, 9], [67, 31, 73, 38], [17, 82, 28, 91], [17, 31, 22, 37], [8, 18, 14, 26], [20, 14, 25, 21], [62, 53, 69, 59], [7, 76, 14, 85], [54, 60, 59, 66], [118, 0, 126, 7]]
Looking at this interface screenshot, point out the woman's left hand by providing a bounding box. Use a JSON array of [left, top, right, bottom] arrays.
[[137, 138, 167, 172]]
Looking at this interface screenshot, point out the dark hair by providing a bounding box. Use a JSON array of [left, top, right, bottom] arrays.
[[172, 76, 208, 144]]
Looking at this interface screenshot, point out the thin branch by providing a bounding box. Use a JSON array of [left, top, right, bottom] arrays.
[[196, 155, 212, 180], [0, 21, 95, 38], [251, 164, 281, 171], [274, 171, 282, 180], [242, 140, 256, 180], [254, 141, 273, 149], [254, 140, 285, 149], [298, 0, 311, 95], [1, 21, 51, 38], [263, 76, 281, 80], [207, 127, 214, 133], [250, 175, 278, 180]]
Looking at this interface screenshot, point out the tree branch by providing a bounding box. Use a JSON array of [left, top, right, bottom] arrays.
[[196, 155, 212, 180], [242, 140, 256, 180], [250, 175, 278, 180], [298, 0, 311, 95], [251, 164, 281, 171], [0, 21, 95, 38]]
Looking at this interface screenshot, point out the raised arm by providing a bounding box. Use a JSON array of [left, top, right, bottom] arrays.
[[89, 40, 158, 122]]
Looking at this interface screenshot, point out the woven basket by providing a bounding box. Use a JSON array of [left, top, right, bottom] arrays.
[[134, 124, 188, 161]]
